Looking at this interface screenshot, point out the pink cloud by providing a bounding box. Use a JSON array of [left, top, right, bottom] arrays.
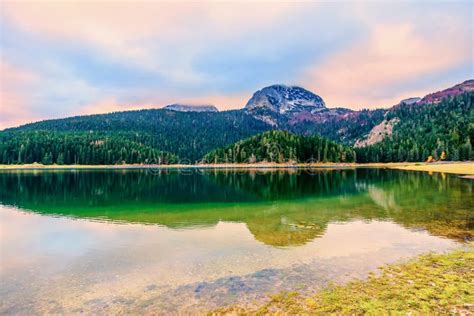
[[0, 63, 41, 129], [303, 23, 472, 108], [3, 2, 298, 40], [2, 2, 300, 82]]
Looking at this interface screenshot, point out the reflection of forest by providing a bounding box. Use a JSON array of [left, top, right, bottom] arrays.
[[0, 169, 472, 246]]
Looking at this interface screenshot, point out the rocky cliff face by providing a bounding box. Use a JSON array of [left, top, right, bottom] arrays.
[[245, 85, 326, 114], [164, 104, 218, 112], [354, 118, 399, 148]]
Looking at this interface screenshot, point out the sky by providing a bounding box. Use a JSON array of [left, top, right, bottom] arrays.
[[1, 1, 473, 129]]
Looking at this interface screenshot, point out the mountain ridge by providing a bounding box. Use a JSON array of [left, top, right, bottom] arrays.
[[1, 80, 472, 164]]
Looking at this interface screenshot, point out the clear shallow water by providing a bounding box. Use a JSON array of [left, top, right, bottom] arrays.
[[0, 169, 472, 314]]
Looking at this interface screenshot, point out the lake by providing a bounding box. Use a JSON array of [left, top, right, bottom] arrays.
[[0, 168, 472, 314]]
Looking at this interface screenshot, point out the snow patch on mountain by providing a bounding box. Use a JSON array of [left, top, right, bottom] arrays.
[[164, 104, 218, 112], [245, 84, 326, 114]]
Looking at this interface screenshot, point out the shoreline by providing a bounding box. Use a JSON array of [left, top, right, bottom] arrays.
[[0, 161, 473, 175], [210, 245, 474, 315]]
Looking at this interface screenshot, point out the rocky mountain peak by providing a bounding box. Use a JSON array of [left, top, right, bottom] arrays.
[[245, 84, 326, 114]]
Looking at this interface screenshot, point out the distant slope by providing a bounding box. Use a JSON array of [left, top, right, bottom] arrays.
[[355, 92, 474, 162], [285, 108, 386, 145], [203, 130, 355, 163], [163, 104, 218, 112], [419, 80, 474, 105]]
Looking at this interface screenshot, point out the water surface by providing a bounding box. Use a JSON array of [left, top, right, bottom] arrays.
[[0, 169, 472, 314]]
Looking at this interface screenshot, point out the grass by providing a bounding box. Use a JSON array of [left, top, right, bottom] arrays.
[[209, 247, 474, 315]]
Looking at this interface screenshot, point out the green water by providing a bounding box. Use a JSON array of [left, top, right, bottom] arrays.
[[0, 168, 472, 313]]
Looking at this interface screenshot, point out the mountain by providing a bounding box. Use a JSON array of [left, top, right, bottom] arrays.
[[163, 104, 218, 112], [203, 130, 355, 163], [243, 85, 385, 142], [419, 80, 474, 105], [245, 84, 325, 114], [1, 80, 472, 165]]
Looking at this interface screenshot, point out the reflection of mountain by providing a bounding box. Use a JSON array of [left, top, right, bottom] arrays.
[[0, 169, 472, 246], [368, 186, 398, 211]]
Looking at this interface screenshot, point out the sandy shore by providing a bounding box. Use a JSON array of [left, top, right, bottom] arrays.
[[387, 162, 474, 176], [0, 162, 472, 175]]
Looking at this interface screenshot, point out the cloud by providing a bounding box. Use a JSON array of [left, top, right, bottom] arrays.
[[303, 11, 473, 108], [0, 63, 41, 129], [2, 2, 302, 85], [0, 2, 472, 128]]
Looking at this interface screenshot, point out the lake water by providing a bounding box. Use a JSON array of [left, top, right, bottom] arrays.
[[0, 168, 472, 314]]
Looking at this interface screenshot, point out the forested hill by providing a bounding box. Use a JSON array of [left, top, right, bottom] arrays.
[[1, 109, 272, 163], [203, 130, 356, 163], [355, 92, 474, 162]]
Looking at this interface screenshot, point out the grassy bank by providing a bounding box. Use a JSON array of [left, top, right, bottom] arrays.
[[388, 162, 474, 176], [0, 162, 473, 175], [210, 247, 474, 315]]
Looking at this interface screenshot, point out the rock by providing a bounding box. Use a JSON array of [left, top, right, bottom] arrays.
[[399, 97, 421, 105], [354, 118, 399, 148]]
